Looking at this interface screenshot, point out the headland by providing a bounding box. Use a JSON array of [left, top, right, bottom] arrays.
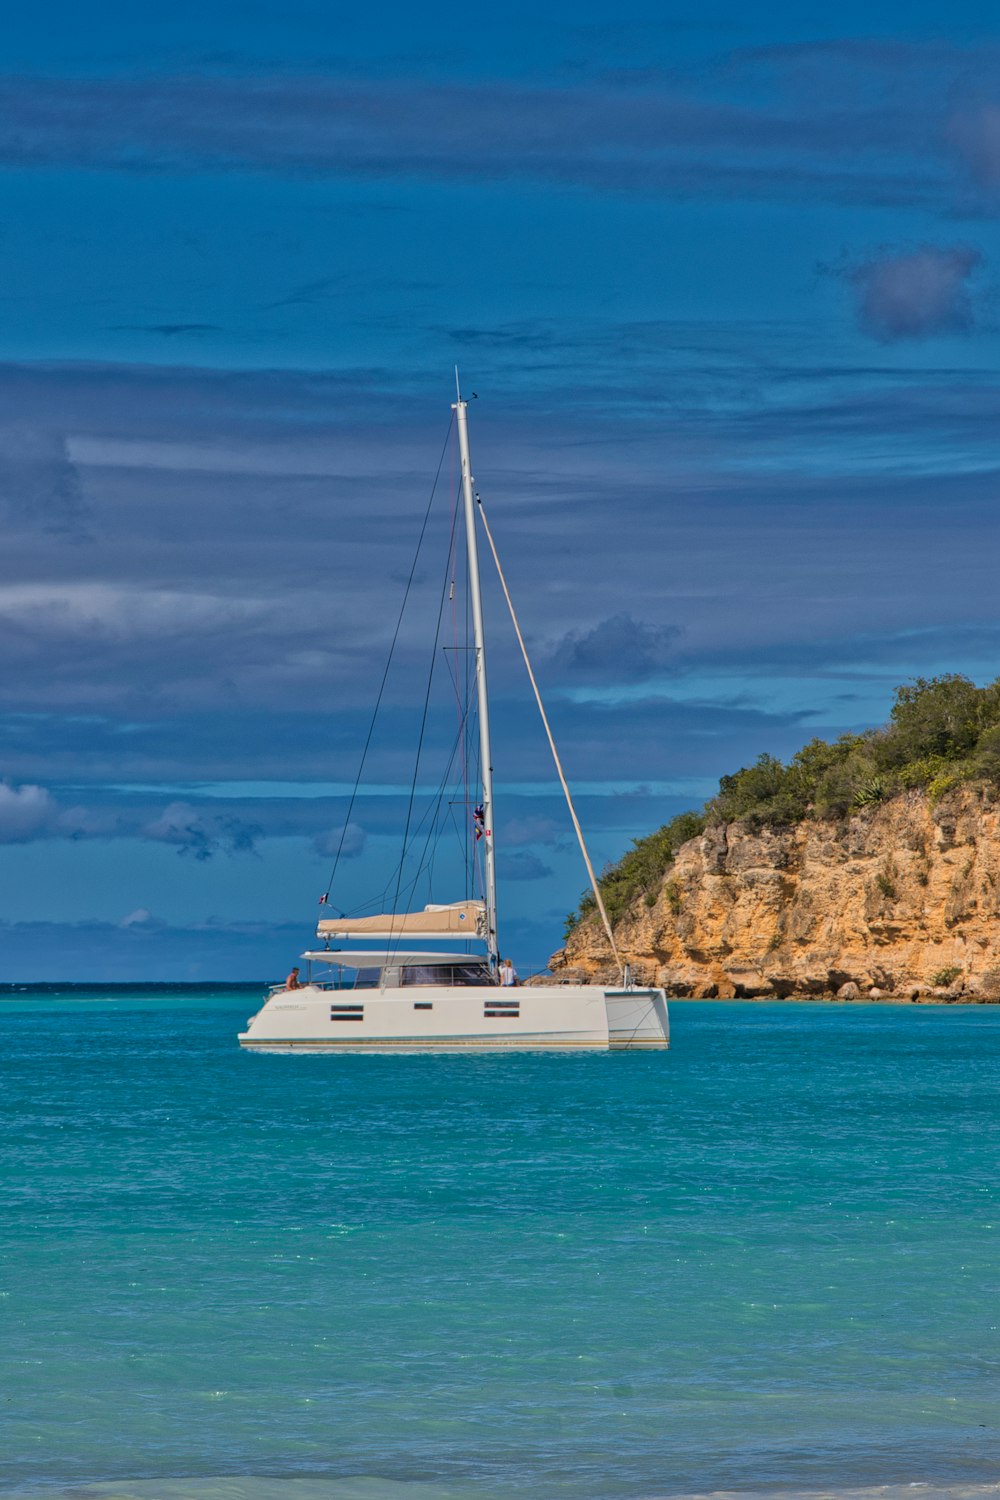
[[553, 675, 1000, 1002]]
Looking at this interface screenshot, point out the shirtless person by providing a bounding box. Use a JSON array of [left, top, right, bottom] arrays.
[[285, 966, 302, 990]]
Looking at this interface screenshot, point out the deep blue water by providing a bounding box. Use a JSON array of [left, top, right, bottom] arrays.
[[1, 995, 998, 1500]]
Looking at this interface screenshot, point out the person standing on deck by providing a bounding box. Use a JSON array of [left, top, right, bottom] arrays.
[[500, 958, 518, 987]]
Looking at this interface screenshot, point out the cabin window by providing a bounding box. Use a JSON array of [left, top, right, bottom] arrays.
[[350, 967, 381, 989], [485, 1002, 520, 1019], [398, 963, 492, 987], [413, 1001, 433, 1010]]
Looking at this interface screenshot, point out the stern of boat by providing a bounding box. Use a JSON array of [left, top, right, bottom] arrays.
[[604, 988, 670, 1048]]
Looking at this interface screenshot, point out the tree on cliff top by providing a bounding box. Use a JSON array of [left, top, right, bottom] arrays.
[[565, 674, 1000, 937], [886, 675, 999, 762]]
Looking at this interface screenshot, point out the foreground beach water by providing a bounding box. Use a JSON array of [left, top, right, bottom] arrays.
[[1, 995, 997, 1500]]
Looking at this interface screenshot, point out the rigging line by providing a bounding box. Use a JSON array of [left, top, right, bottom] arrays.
[[386, 504, 470, 972], [469, 719, 483, 901], [386, 505, 462, 966], [322, 412, 455, 906], [448, 472, 468, 793], [360, 704, 472, 920], [464, 599, 480, 848], [439, 462, 473, 897], [411, 697, 472, 863], [425, 776, 465, 904], [386, 699, 472, 917], [378, 502, 466, 894], [407, 767, 468, 906], [463, 513, 474, 902], [446, 801, 466, 859], [387, 726, 468, 911], [476, 495, 625, 979], [413, 729, 479, 906]]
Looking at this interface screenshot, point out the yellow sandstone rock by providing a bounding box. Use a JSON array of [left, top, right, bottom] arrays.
[[550, 785, 1000, 1001]]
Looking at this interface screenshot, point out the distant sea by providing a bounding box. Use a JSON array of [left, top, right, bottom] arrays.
[[1, 991, 998, 1500]]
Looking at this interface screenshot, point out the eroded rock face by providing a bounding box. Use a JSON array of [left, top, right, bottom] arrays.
[[553, 786, 1000, 1000]]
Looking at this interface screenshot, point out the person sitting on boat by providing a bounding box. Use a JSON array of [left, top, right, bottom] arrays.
[[285, 966, 302, 990], [500, 958, 518, 987]]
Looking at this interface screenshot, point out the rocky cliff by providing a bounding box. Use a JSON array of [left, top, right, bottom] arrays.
[[551, 785, 1000, 1000]]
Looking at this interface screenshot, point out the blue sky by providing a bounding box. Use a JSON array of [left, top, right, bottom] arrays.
[[4, 1, 1000, 979]]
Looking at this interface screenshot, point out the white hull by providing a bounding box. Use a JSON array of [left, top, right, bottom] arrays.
[[239, 984, 669, 1052]]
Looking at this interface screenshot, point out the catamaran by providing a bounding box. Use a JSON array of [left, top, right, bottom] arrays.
[[239, 386, 669, 1051]]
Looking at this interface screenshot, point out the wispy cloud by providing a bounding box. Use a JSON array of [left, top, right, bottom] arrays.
[[548, 614, 683, 683], [264, 277, 344, 309], [118, 907, 161, 929], [0, 780, 63, 842], [0, 779, 262, 858], [498, 850, 554, 882], [500, 814, 566, 848], [110, 322, 222, 336], [0, 47, 978, 210], [947, 103, 1000, 191], [0, 426, 89, 535], [140, 800, 262, 859], [312, 821, 367, 859], [841, 245, 984, 342], [0, 915, 308, 982]]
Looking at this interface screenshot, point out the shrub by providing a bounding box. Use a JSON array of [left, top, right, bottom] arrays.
[[887, 675, 985, 764], [853, 775, 888, 808], [895, 755, 951, 790], [931, 965, 961, 987], [974, 724, 1000, 781], [565, 809, 706, 933], [562, 673, 1000, 938], [707, 753, 808, 827], [928, 765, 970, 805], [664, 879, 682, 915], [565, 894, 596, 941]]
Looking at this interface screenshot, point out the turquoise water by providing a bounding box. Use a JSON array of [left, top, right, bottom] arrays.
[[1, 995, 998, 1500]]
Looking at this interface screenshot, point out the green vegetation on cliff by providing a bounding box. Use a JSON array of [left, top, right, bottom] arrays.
[[567, 674, 1000, 937], [569, 809, 707, 936]]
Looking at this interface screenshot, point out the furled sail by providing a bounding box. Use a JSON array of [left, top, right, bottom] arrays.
[[316, 900, 486, 941]]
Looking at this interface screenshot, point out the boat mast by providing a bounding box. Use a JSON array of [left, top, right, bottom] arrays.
[[453, 376, 499, 967]]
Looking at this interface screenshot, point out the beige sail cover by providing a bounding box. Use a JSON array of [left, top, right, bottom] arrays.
[[317, 901, 485, 940]]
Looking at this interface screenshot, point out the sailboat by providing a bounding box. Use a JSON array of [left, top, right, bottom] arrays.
[[238, 386, 669, 1051]]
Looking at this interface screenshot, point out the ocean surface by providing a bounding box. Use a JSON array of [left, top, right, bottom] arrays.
[[1, 992, 998, 1500]]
